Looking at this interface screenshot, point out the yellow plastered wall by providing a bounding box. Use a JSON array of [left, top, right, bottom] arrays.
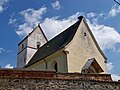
[[27, 50, 68, 72], [66, 19, 107, 73], [27, 60, 46, 70], [46, 50, 68, 72]]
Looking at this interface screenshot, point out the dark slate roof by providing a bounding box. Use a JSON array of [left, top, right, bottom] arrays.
[[25, 16, 83, 67]]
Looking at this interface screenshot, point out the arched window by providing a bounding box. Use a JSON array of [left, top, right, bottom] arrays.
[[51, 61, 58, 72], [54, 63, 58, 72], [37, 42, 41, 49]]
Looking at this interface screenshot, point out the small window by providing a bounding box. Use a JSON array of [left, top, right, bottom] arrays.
[[84, 32, 87, 36], [37, 42, 41, 49], [22, 44, 24, 49]]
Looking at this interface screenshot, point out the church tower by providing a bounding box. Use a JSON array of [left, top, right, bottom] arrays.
[[17, 24, 48, 68]]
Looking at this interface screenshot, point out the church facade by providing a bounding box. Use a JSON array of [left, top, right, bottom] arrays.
[[17, 16, 107, 74]]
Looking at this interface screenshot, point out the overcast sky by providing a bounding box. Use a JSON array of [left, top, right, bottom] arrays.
[[0, 0, 120, 81]]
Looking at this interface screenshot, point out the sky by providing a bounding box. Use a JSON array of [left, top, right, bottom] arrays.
[[0, 0, 120, 81]]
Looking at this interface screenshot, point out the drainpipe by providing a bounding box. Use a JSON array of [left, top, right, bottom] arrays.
[[44, 59, 47, 70]]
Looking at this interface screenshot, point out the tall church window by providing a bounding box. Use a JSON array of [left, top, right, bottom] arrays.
[[37, 42, 41, 49], [51, 61, 58, 72], [54, 63, 58, 72]]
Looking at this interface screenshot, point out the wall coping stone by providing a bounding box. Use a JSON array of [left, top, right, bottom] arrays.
[[0, 69, 112, 81]]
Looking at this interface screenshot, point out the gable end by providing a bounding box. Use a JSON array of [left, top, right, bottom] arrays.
[[83, 19, 107, 61]]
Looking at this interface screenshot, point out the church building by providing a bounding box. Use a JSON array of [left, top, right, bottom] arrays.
[[17, 16, 107, 74]]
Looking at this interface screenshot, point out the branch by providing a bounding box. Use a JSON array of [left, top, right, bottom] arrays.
[[114, 0, 120, 5]]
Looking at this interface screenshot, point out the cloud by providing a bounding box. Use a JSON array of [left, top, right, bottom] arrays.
[[11, 8, 120, 51], [106, 62, 120, 81], [37, 11, 120, 51], [85, 12, 120, 51], [9, 18, 16, 25], [86, 12, 96, 18], [87, 18, 120, 51], [111, 74, 120, 81], [51, 1, 61, 10], [16, 6, 47, 37], [41, 12, 81, 39], [14, 11, 81, 39], [108, 5, 120, 17], [4, 64, 13, 68], [0, 48, 5, 53], [0, 0, 11, 13], [0, 6, 3, 12], [106, 62, 113, 72], [9, 13, 17, 25], [0, 48, 11, 54]]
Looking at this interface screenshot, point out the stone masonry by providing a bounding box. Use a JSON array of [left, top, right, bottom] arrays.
[[0, 69, 120, 90], [0, 78, 120, 90]]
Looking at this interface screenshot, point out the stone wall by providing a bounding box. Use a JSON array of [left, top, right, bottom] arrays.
[[0, 78, 120, 90], [0, 69, 120, 90]]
